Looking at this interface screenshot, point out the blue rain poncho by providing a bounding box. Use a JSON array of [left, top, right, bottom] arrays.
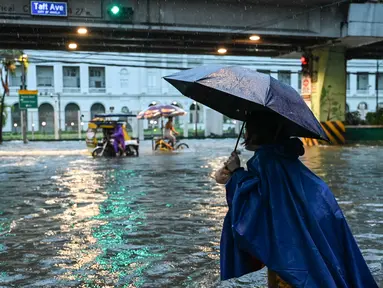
[[220, 139, 378, 287]]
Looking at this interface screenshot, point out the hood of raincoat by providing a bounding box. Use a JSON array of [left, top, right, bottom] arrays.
[[220, 139, 378, 287]]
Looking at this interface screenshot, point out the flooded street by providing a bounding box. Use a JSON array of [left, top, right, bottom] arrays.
[[0, 140, 382, 287]]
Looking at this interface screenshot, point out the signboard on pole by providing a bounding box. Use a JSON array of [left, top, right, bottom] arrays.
[[30, 1, 68, 17], [19, 90, 38, 109], [301, 75, 312, 96]]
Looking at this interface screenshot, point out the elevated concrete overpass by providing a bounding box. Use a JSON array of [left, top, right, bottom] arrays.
[[1, 0, 383, 124], [0, 0, 382, 58]]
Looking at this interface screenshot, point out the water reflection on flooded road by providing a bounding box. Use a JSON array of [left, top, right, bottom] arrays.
[[0, 140, 382, 287]]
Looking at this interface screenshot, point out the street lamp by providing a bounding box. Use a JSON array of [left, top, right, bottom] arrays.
[[42, 121, 46, 135]]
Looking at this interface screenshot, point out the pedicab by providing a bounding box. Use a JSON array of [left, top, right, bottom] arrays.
[[137, 104, 189, 151], [85, 114, 139, 157]]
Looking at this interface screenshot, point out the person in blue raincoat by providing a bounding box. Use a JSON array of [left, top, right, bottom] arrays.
[[215, 112, 378, 288]]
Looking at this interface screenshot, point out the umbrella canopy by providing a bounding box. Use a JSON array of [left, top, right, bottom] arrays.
[[164, 65, 328, 141], [137, 104, 187, 120]]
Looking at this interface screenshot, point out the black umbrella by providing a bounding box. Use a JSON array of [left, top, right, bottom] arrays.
[[164, 65, 329, 148]]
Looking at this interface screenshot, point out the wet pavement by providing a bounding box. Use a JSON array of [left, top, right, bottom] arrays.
[[0, 140, 382, 287]]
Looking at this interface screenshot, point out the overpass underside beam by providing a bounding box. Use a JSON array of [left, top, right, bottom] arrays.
[[0, 0, 343, 56]]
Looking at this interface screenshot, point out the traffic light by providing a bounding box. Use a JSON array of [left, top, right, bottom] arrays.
[[107, 4, 134, 20], [109, 5, 120, 15], [301, 54, 310, 76]]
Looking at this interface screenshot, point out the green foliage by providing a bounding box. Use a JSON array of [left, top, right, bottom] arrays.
[[0, 50, 23, 73], [366, 109, 383, 125], [345, 111, 364, 125], [0, 102, 9, 128], [321, 86, 343, 121]]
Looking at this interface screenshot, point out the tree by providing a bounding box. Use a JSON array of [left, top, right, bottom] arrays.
[[0, 50, 23, 143], [0, 103, 9, 128]]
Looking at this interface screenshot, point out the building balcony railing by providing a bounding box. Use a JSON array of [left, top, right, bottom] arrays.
[[148, 86, 161, 94], [63, 87, 81, 94], [89, 87, 106, 93], [356, 89, 369, 95], [37, 77, 53, 87], [8, 87, 20, 93], [37, 87, 55, 95]]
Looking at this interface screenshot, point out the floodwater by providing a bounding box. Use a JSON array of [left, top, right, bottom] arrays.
[[0, 140, 382, 287]]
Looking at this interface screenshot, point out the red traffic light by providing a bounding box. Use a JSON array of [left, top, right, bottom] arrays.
[[301, 56, 308, 65]]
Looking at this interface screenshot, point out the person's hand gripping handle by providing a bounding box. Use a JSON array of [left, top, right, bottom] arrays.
[[225, 151, 241, 173]]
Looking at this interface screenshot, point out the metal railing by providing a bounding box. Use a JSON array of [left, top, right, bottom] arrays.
[[63, 87, 81, 93], [37, 77, 53, 87], [89, 88, 106, 93]]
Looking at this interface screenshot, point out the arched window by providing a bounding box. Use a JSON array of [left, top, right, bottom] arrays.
[[90, 103, 106, 119], [149, 101, 159, 107], [120, 68, 129, 89], [171, 101, 183, 108], [38, 103, 54, 132], [65, 103, 80, 131], [189, 103, 201, 123]]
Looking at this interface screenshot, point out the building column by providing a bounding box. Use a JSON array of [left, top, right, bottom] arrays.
[[310, 47, 347, 122], [350, 73, 357, 97], [80, 64, 89, 94], [131, 112, 144, 140], [54, 65, 63, 94], [183, 116, 188, 138], [28, 109, 38, 132], [291, 71, 299, 91], [368, 73, 376, 99], [4, 106, 12, 132]]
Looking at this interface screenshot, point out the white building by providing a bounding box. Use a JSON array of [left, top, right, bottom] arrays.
[[2, 50, 382, 137]]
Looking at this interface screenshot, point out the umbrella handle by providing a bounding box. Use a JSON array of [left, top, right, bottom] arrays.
[[234, 121, 245, 153]]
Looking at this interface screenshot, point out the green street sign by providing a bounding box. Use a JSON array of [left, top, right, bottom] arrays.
[[19, 90, 38, 109]]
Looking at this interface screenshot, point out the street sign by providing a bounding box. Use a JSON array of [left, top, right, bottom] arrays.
[[19, 90, 38, 109], [30, 1, 68, 17], [301, 75, 312, 96]]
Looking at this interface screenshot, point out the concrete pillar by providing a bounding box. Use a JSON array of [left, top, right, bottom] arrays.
[[311, 47, 346, 122], [183, 116, 188, 138]]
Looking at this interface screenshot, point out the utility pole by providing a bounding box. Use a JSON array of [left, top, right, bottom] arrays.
[[21, 55, 27, 144]]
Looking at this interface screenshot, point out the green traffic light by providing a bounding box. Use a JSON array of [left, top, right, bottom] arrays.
[[110, 5, 120, 15]]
